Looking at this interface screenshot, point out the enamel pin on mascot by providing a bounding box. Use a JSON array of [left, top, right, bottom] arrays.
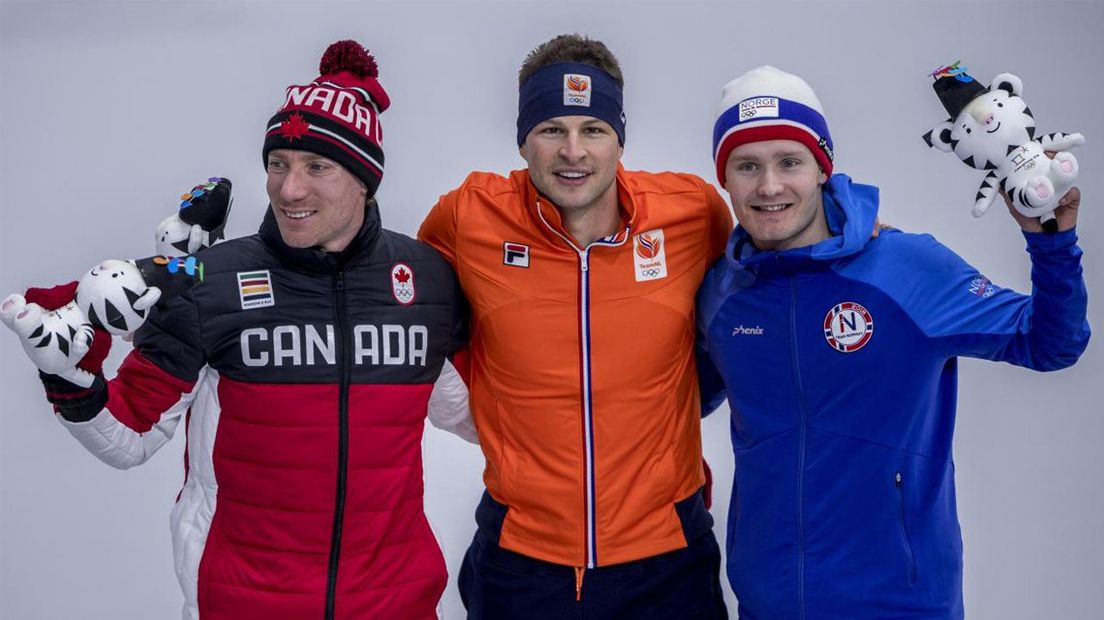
[[922, 61, 1084, 231]]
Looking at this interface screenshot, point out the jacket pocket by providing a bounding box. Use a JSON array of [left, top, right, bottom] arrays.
[[894, 471, 918, 584]]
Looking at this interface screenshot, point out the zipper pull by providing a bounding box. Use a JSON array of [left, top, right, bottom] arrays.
[[574, 566, 586, 602], [579, 252, 589, 272], [895, 472, 903, 488], [335, 272, 345, 291]]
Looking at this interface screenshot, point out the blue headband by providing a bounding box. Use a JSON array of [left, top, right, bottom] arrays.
[[517, 62, 626, 146]]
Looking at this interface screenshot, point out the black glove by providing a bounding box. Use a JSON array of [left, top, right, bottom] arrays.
[[40, 370, 109, 422]]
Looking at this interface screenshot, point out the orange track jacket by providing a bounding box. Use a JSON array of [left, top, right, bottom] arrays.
[[419, 165, 732, 568]]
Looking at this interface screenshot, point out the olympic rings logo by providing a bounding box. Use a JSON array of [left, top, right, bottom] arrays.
[[640, 268, 663, 277]]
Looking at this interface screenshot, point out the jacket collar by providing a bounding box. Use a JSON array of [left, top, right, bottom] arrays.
[[724, 173, 881, 277], [518, 163, 636, 250], [258, 199, 383, 274]]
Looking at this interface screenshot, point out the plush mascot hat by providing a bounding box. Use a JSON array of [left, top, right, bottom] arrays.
[[930, 61, 988, 119], [263, 40, 391, 196], [712, 65, 833, 185]]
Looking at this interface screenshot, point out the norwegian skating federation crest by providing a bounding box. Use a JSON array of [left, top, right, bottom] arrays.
[[824, 301, 873, 353], [391, 263, 416, 305]]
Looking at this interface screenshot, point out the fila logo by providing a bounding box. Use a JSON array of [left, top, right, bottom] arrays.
[[823, 301, 874, 353], [563, 73, 592, 107], [633, 229, 668, 282], [503, 242, 530, 268]]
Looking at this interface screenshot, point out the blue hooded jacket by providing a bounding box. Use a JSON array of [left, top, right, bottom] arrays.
[[697, 174, 1089, 619]]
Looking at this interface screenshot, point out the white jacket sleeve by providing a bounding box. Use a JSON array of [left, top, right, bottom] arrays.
[[58, 377, 199, 469], [427, 358, 478, 444]]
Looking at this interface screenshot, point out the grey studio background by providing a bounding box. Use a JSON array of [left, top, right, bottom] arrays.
[[1, 1, 1102, 619]]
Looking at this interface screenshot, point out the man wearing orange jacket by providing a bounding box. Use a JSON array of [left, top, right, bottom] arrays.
[[418, 34, 732, 619]]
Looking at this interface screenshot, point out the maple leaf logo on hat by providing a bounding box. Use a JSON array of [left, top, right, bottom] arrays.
[[280, 113, 310, 141]]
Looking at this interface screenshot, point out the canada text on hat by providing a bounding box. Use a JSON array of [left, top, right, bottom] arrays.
[[712, 65, 833, 185], [263, 40, 391, 197]]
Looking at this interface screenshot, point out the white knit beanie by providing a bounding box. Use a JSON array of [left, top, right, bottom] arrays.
[[712, 66, 834, 185]]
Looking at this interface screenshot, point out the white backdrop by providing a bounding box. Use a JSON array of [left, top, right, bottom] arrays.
[[1, 1, 1102, 619]]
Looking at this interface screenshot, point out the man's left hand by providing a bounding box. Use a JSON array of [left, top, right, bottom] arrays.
[[1004, 150, 1081, 234], [1006, 185, 1080, 233]]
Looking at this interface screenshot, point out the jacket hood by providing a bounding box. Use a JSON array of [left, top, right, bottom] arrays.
[[725, 173, 880, 274]]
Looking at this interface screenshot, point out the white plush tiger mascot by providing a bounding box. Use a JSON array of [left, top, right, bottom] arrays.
[[156, 177, 233, 256], [1, 260, 163, 386], [2, 177, 217, 386], [0, 294, 97, 386], [75, 259, 163, 335], [922, 62, 1084, 231], [2, 255, 205, 386]]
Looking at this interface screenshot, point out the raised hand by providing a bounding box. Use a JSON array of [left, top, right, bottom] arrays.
[[1, 289, 97, 388]]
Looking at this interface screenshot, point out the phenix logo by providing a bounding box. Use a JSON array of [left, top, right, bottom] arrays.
[[635, 233, 663, 260], [731, 325, 765, 336], [567, 76, 590, 92]]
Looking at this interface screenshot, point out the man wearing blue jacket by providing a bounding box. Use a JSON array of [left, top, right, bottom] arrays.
[[697, 66, 1089, 619]]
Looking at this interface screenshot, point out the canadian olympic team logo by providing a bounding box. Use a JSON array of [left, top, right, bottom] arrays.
[[391, 263, 416, 306], [823, 301, 873, 353]]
